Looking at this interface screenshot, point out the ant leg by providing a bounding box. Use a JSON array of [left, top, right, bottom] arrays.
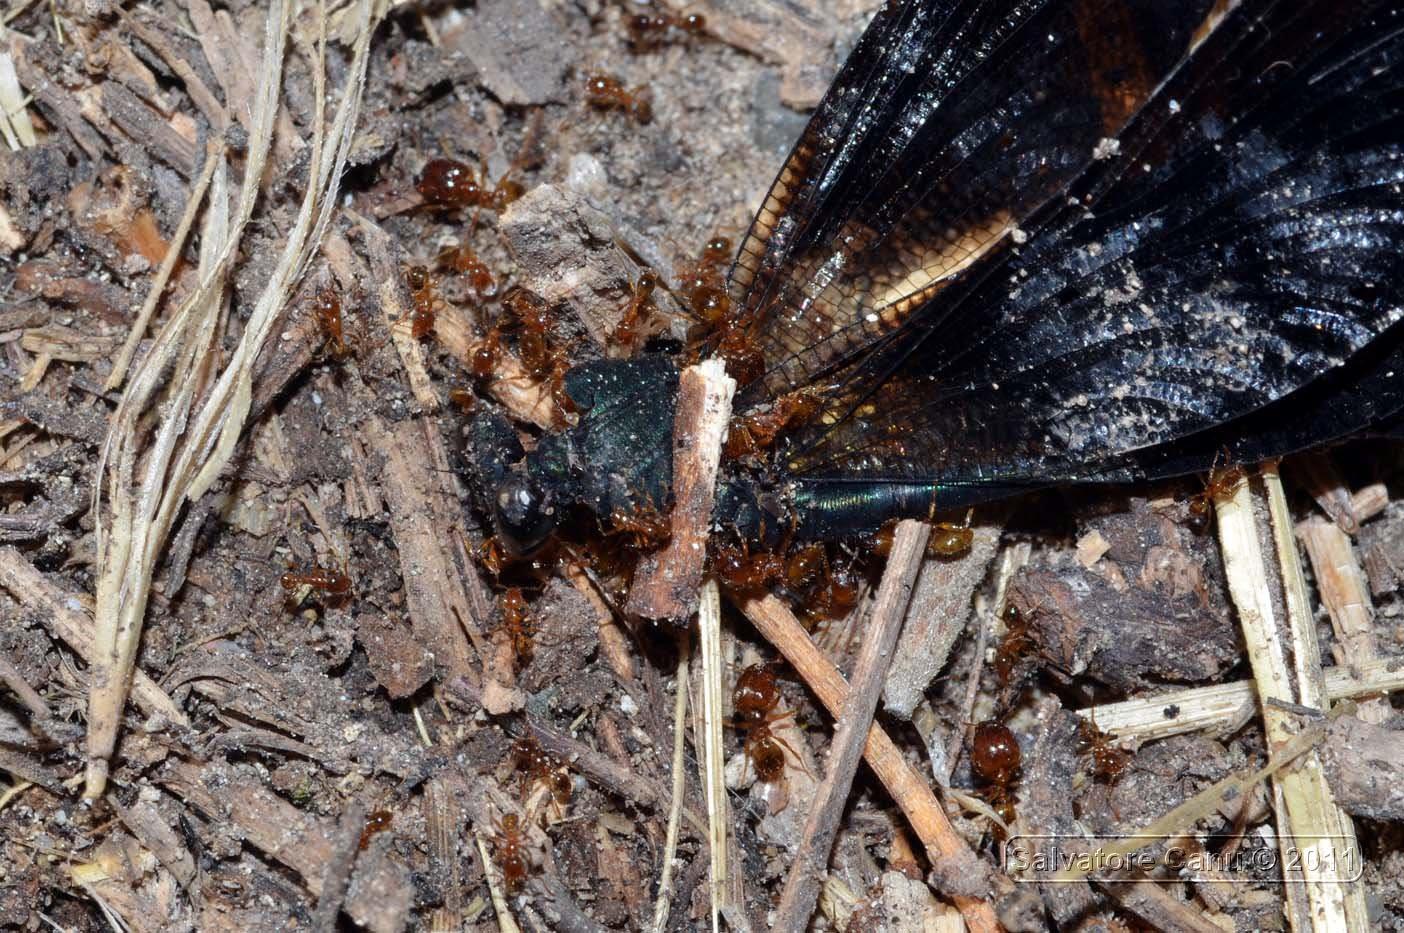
[[767, 729, 817, 780]]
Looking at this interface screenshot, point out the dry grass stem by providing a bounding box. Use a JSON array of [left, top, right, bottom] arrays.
[[86, 0, 381, 798], [696, 579, 730, 932], [0, 47, 36, 149], [0, 547, 185, 723], [473, 831, 523, 933], [650, 631, 691, 933], [1080, 658, 1404, 741], [1213, 464, 1367, 930], [771, 519, 929, 933], [1052, 724, 1325, 883], [105, 141, 224, 392]]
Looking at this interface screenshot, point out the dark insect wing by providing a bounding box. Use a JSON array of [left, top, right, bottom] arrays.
[[744, 0, 1404, 496], [728, 0, 1222, 403]]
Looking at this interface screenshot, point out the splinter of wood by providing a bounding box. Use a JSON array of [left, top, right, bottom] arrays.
[[741, 591, 1005, 933], [625, 359, 735, 622], [770, 519, 929, 933]]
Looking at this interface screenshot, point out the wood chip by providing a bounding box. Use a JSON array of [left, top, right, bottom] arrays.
[[1321, 714, 1404, 821], [0, 547, 186, 725], [161, 758, 411, 933], [883, 522, 1000, 719], [444, 0, 569, 106], [364, 414, 487, 684], [626, 359, 735, 622], [1297, 516, 1388, 722]]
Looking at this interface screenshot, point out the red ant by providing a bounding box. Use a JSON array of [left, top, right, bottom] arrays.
[[969, 720, 1020, 827], [611, 269, 659, 351], [436, 245, 497, 300], [498, 587, 534, 670], [711, 540, 786, 595], [625, 7, 706, 51], [1078, 711, 1131, 786], [510, 734, 572, 805], [992, 603, 1036, 686], [504, 289, 576, 416], [731, 663, 813, 785], [448, 387, 477, 413], [417, 158, 524, 213], [1186, 450, 1248, 527], [280, 564, 353, 599], [723, 388, 821, 460], [677, 235, 732, 324], [677, 234, 766, 383], [782, 542, 862, 622], [869, 517, 973, 558], [928, 521, 974, 556], [311, 287, 351, 359], [490, 812, 531, 894], [404, 264, 439, 340], [477, 537, 515, 579], [606, 502, 671, 551], [584, 73, 653, 123], [358, 810, 392, 850]]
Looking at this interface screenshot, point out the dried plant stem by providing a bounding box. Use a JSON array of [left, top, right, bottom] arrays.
[[105, 140, 223, 392], [741, 592, 1003, 933], [1214, 464, 1368, 931], [626, 360, 735, 622], [0, 643, 48, 721], [697, 579, 729, 932], [0, 48, 36, 149], [86, 0, 381, 798], [0, 547, 184, 723], [771, 520, 930, 933], [474, 831, 523, 933], [650, 631, 690, 933], [311, 797, 368, 933], [1079, 658, 1404, 741]]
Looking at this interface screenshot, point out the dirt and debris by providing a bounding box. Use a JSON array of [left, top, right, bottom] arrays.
[[2, 0, 1404, 931], [1006, 493, 1241, 692]]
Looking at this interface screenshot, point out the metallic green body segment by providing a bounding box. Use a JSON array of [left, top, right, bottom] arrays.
[[786, 480, 994, 540]]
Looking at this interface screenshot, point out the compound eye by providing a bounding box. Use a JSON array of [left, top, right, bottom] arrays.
[[494, 475, 556, 554]]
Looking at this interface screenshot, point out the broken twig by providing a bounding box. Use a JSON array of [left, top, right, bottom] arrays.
[[771, 520, 928, 933]]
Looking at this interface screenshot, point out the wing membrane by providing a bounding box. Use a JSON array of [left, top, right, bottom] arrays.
[[783, 0, 1404, 490], [727, 0, 1222, 402]]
